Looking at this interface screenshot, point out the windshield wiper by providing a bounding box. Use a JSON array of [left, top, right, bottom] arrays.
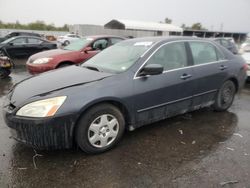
[[82, 65, 100, 72]]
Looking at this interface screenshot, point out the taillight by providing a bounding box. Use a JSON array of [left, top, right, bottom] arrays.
[[243, 64, 249, 71]]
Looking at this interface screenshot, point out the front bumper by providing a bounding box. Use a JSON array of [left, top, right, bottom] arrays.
[[26, 63, 54, 74], [3, 107, 77, 150]]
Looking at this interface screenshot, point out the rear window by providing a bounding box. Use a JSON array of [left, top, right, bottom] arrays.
[[189, 41, 224, 65]]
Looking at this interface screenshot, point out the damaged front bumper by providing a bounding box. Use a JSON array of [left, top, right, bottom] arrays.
[[3, 107, 77, 150]]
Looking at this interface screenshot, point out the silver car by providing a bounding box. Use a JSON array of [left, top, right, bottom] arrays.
[[57, 34, 81, 46]]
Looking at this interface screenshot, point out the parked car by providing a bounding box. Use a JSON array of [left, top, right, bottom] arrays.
[[26, 35, 125, 74], [0, 31, 41, 43], [3, 37, 247, 154], [240, 38, 250, 52], [57, 34, 81, 46], [241, 52, 250, 80], [212, 38, 238, 54], [0, 36, 57, 58]]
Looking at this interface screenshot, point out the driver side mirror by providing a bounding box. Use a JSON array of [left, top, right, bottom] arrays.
[[138, 64, 164, 77], [8, 42, 14, 46], [84, 46, 93, 53]]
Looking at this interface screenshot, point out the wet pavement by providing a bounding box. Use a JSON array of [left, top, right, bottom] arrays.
[[0, 59, 250, 188]]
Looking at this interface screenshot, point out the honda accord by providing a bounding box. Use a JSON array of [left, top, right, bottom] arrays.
[[3, 37, 247, 154]]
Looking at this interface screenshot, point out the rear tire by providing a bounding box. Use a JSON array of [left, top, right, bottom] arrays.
[[76, 103, 125, 154], [213, 80, 236, 111]]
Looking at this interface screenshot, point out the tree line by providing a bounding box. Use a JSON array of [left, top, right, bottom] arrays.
[[0, 20, 69, 31]]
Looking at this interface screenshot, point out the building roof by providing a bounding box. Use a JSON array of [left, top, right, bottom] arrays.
[[104, 19, 183, 32]]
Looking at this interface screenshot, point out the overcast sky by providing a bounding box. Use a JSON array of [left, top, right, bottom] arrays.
[[0, 0, 249, 32]]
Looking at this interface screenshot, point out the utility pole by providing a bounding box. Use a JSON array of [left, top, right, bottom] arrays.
[[220, 23, 224, 31]]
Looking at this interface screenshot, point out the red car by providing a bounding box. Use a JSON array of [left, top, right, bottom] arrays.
[[26, 35, 125, 74]]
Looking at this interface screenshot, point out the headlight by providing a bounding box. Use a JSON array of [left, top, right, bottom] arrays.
[[32, 58, 53, 64], [16, 96, 67, 118]]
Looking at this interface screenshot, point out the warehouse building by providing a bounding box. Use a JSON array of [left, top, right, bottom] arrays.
[[69, 19, 248, 42], [69, 19, 183, 38]]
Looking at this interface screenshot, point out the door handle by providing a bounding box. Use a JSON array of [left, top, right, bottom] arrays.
[[219, 65, 228, 70], [180, 74, 192, 80]]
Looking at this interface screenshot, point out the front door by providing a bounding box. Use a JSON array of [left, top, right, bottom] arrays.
[[133, 42, 195, 126], [6, 37, 28, 57]]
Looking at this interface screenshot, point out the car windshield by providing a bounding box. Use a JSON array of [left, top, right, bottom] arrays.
[[64, 38, 93, 51], [82, 40, 154, 73]]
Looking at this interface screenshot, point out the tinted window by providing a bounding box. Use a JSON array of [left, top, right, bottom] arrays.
[[92, 39, 108, 50], [28, 38, 43, 44], [11, 38, 27, 44], [189, 42, 218, 64], [147, 42, 188, 71], [110, 38, 123, 45]]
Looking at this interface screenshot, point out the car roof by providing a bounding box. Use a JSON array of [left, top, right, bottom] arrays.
[[120, 36, 215, 44], [7, 36, 49, 42], [85, 35, 126, 39], [9, 31, 39, 34]]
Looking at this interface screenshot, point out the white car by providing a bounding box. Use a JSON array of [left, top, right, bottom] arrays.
[[241, 52, 250, 79], [240, 38, 250, 53], [57, 34, 81, 46]]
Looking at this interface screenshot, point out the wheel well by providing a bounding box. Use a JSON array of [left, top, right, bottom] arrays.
[[75, 101, 131, 129], [56, 61, 74, 68], [228, 77, 239, 92]]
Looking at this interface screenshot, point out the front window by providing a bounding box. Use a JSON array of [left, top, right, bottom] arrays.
[[92, 39, 108, 50], [146, 42, 188, 71], [82, 40, 154, 73], [7, 37, 27, 45], [64, 38, 93, 51]]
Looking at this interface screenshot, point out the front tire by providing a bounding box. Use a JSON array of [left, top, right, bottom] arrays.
[[213, 80, 236, 111], [64, 40, 70, 46], [76, 104, 125, 154]]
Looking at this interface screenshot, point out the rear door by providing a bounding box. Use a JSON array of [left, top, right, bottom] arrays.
[[26, 37, 45, 55], [133, 41, 195, 125], [188, 41, 228, 108]]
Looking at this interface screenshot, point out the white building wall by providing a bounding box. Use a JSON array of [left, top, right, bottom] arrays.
[[69, 25, 170, 38]]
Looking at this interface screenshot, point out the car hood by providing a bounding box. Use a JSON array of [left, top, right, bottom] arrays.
[[10, 66, 112, 106], [29, 49, 76, 61]]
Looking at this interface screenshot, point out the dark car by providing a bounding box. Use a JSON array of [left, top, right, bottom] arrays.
[[0, 36, 57, 58], [212, 38, 238, 54], [3, 37, 247, 154], [26, 35, 125, 74], [0, 31, 41, 43]]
